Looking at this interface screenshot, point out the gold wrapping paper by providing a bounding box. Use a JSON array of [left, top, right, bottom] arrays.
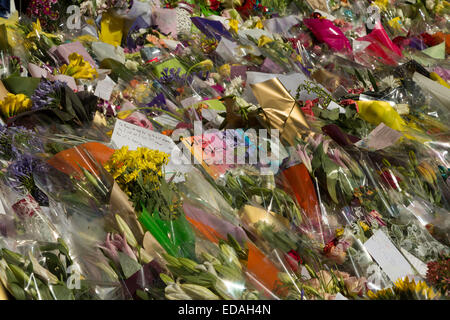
[[250, 78, 311, 145], [311, 69, 341, 92], [0, 281, 8, 300], [305, 0, 330, 12], [239, 204, 290, 231], [0, 81, 8, 101]]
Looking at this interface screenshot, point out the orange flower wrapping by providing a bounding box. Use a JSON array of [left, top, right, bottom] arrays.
[[281, 163, 320, 225], [47, 142, 115, 175], [186, 214, 283, 295]]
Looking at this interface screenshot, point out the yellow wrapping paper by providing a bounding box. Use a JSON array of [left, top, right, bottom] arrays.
[[0, 11, 19, 48], [99, 12, 124, 47], [0, 281, 8, 300], [250, 78, 312, 145], [239, 204, 290, 231]]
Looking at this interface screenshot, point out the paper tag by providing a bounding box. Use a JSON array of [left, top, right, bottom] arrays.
[[355, 123, 402, 150], [400, 248, 428, 277], [152, 113, 180, 129], [326, 101, 346, 114], [181, 96, 202, 108], [111, 120, 192, 182], [300, 266, 311, 280], [334, 293, 348, 300], [364, 230, 415, 282], [0, 197, 5, 215], [94, 76, 116, 101]]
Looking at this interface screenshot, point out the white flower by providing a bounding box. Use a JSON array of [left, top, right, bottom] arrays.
[[125, 60, 139, 72]]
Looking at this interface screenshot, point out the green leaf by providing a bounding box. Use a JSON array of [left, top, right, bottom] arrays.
[[118, 252, 141, 279], [367, 71, 379, 92], [2, 77, 41, 97], [50, 284, 75, 300], [8, 282, 26, 300], [327, 175, 339, 203]]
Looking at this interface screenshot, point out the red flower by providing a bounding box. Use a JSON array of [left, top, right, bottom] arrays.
[[323, 238, 338, 254], [285, 250, 303, 272], [301, 100, 316, 117], [206, 0, 220, 10]]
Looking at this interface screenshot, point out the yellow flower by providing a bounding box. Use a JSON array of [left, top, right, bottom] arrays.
[[430, 72, 450, 89], [373, 0, 389, 11], [229, 19, 239, 33], [59, 53, 98, 80], [257, 35, 273, 47], [187, 59, 214, 75], [117, 110, 134, 120], [26, 19, 58, 40], [358, 221, 370, 232], [295, 54, 303, 63], [368, 277, 440, 300], [255, 20, 264, 29], [218, 64, 231, 78], [75, 34, 99, 44], [0, 93, 32, 119], [335, 228, 344, 237]]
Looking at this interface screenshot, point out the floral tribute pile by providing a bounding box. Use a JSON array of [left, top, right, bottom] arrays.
[[0, 0, 449, 300]]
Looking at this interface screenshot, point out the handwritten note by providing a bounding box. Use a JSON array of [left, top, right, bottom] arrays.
[[94, 76, 116, 101], [355, 123, 403, 150], [111, 120, 192, 182], [364, 230, 415, 282]]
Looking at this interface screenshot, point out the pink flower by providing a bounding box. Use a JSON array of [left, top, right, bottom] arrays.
[[98, 233, 137, 265], [124, 112, 154, 130]]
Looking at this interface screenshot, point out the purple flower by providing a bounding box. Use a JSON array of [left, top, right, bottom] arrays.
[[7, 153, 49, 206], [31, 78, 66, 110]]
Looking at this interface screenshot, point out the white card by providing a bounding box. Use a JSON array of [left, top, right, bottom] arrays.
[[326, 101, 346, 114], [94, 76, 116, 101], [334, 293, 348, 300], [400, 248, 428, 277], [152, 113, 180, 129], [364, 230, 415, 282], [111, 120, 192, 183], [355, 123, 403, 150]]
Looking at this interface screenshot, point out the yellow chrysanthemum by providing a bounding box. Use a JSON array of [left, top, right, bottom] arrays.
[[105, 146, 169, 191], [0, 93, 32, 119], [59, 53, 98, 80], [229, 19, 239, 33]]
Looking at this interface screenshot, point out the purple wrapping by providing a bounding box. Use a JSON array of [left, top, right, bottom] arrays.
[[409, 37, 427, 50], [322, 124, 360, 147], [260, 58, 284, 74], [49, 42, 98, 68], [230, 65, 247, 80], [122, 260, 165, 299], [303, 18, 351, 52], [183, 200, 248, 245], [190, 17, 232, 41], [145, 93, 166, 109], [126, 16, 149, 49]]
